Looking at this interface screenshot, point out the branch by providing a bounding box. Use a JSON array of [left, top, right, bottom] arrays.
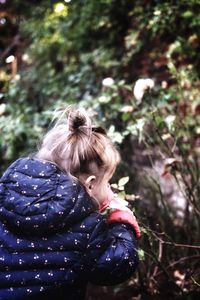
[[154, 255, 200, 278], [151, 230, 200, 249], [152, 239, 163, 278], [0, 35, 20, 63]]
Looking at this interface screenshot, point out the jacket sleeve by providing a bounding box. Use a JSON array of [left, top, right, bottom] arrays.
[[107, 209, 141, 239], [82, 213, 139, 286]]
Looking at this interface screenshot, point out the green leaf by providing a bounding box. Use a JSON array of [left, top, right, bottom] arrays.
[[138, 248, 145, 261], [117, 191, 126, 199], [118, 186, 125, 191], [182, 11, 193, 18], [118, 176, 129, 187], [110, 183, 118, 189]]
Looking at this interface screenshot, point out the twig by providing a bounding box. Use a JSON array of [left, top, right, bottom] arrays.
[[191, 276, 200, 287], [152, 239, 163, 278], [153, 120, 200, 216], [154, 255, 200, 277], [151, 230, 200, 249], [0, 35, 20, 63]]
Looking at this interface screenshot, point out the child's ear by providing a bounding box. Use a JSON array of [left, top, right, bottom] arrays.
[[84, 175, 96, 194]]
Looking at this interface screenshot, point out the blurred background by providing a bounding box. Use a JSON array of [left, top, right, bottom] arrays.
[[0, 0, 200, 299]]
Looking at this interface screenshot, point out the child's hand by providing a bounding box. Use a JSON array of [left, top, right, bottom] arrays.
[[107, 208, 141, 239], [101, 189, 141, 239]]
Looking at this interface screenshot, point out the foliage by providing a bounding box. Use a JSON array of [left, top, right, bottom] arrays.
[[0, 0, 200, 298]]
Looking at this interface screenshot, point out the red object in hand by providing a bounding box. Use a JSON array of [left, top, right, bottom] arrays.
[[99, 186, 141, 239], [107, 209, 141, 239]]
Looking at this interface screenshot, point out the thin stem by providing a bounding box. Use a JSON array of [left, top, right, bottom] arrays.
[[152, 240, 163, 278], [154, 255, 200, 277], [151, 231, 200, 249]]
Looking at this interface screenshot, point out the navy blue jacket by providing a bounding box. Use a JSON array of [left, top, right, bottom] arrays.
[[0, 157, 138, 300]]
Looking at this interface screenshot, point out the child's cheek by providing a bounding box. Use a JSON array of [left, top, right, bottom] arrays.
[[99, 187, 115, 212]]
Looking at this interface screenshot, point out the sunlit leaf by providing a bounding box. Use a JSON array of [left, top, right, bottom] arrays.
[[118, 176, 129, 187]]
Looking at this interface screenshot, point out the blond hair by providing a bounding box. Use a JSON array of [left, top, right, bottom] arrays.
[[36, 107, 120, 178]]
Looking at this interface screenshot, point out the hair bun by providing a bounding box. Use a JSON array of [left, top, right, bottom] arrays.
[[68, 108, 91, 133], [73, 115, 86, 129]]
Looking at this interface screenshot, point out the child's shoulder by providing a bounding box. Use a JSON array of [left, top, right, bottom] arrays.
[[0, 156, 99, 236]]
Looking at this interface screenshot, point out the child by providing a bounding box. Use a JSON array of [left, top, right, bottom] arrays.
[[0, 107, 140, 300]]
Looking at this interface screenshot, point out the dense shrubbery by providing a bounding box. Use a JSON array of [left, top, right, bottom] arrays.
[[0, 0, 199, 298]]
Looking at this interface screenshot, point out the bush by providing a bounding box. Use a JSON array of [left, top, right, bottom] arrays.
[[0, 0, 199, 298]]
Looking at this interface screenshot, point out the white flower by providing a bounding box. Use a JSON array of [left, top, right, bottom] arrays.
[[14, 74, 21, 81], [98, 95, 110, 103], [165, 115, 176, 131], [145, 78, 155, 89], [109, 196, 130, 212], [5, 55, 15, 64], [102, 77, 115, 87], [120, 105, 134, 113], [0, 103, 6, 115], [22, 54, 29, 62], [133, 78, 155, 104]]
